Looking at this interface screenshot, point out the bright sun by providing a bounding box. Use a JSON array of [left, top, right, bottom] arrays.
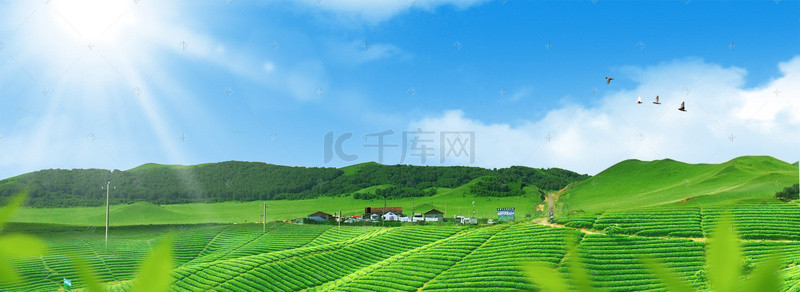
[[50, 0, 134, 44]]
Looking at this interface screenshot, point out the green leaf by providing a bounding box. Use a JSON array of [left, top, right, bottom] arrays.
[[0, 261, 21, 284], [742, 253, 782, 292], [0, 193, 39, 285], [0, 193, 27, 231], [565, 239, 593, 292], [71, 256, 103, 292], [640, 257, 693, 292], [707, 212, 742, 292], [522, 263, 569, 292], [0, 234, 47, 258], [0, 233, 47, 284], [131, 235, 174, 292]]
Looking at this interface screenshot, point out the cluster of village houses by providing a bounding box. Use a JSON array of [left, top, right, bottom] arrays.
[[300, 206, 483, 224]]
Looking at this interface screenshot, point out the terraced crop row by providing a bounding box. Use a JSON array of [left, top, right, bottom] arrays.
[[185, 223, 331, 264], [782, 265, 800, 292], [305, 226, 381, 247], [172, 225, 230, 266], [2, 235, 152, 291], [556, 213, 597, 229], [421, 223, 578, 291], [9, 215, 800, 291], [3, 258, 59, 291], [318, 224, 508, 292], [169, 226, 463, 291], [703, 202, 800, 241], [740, 241, 800, 291], [214, 224, 333, 262], [2, 223, 361, 291], [557, 202, 800, 240], [572, 234, 706, 291], [593, 207, 703, 238]]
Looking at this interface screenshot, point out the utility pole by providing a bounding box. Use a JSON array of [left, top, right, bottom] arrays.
[[105, 181, 110, 247], [263, 203, 267, 233], [472, 201, 476, 218], [383, 195, 387, 227], [411, 199, 415, 221]]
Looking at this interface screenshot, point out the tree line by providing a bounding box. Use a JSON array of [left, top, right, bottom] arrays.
[[0, 161, 589, 207], [469, 166, 589, 197]]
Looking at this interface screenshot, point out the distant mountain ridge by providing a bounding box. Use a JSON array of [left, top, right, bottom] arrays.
[[0, 161, 587, 207], [560, 155, 799, 212]]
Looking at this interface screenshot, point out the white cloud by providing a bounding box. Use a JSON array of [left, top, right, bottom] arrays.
[[263, 62, 276, 73], [296, 0, 491, 24], [410, 57, 800, 175]]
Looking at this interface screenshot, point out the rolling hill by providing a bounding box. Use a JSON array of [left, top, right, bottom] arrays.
[[0, 161, 587, 208], [559, 155, 799, 213]]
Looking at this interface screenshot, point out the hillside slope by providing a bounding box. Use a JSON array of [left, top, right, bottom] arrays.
[[0, 161, 587, 207], [560, 156, 798, 213]]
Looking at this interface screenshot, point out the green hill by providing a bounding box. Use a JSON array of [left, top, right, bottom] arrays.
[[560, 155, 798, 213], [339, 161, 380, 176], [0, 161, 587, 208], [11, 176, 546, 226]]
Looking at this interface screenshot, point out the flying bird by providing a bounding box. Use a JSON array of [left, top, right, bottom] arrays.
[[653, 95, 661, 104], [636, 96, 643, 104], [678, 101, 686, 112], [605, 77, 614, 84]]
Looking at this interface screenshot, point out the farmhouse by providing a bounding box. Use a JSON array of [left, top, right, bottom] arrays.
[[293, 216, 326, 224], [381, 212, 400, 221], [365, 206, 403, 218], [424, 209, 444, 222], [308, 211, 334, 221]]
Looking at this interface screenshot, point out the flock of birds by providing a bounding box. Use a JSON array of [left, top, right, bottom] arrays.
[[605, 77, 686, 112]]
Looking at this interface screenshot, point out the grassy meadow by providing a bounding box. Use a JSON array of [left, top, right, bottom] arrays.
[[2, 155, 799, 291], [10, 184, 544, 226], [560, 156, 798, 212]]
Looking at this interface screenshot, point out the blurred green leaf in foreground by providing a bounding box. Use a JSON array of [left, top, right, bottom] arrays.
[[523, 212, 783, 291], [0, 193, 48, 284]]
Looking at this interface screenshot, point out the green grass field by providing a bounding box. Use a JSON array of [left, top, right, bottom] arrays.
[[560, 156, 798, 213], [6, 210, 800, 291], [10, 183, 544, 226], [4, 155, 800, 291]]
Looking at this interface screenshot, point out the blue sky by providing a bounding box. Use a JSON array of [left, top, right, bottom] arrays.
[[0, 0, 799, 178]]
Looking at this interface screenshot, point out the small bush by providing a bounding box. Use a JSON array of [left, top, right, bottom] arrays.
[[775, 184, 799, 201]]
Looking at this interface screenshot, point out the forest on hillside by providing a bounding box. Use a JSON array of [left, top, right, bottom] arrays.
[[0, 162, 588, 207]]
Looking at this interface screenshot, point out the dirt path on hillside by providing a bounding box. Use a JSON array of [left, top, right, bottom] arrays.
[[535, 218, 605, 236]]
